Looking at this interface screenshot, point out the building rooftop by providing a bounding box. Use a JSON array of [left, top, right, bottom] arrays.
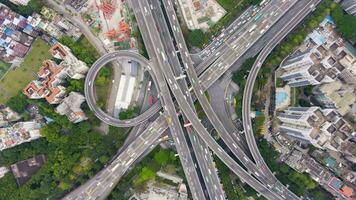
[[55, 92, 87, 123], [0, 121, 42, 151], [341, 185, 354, 198], [10, 154, 46, 186]]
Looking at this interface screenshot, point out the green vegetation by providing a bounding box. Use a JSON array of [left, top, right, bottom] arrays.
[[94, 66, 113, 109], [0, 37, 131, 199], [298, 99, 311, 107], [0, 39, 51, 103], [59, 36, 99, 66], [0, 92, 129, 199], [290, 87, 299, 107], [108, 148, 185, 200], [331, 5, 356, 43], [119, 106, 141, 120], [275, 78, 285, 87], [214, 156, 266, 200], [193, 91, 210, 118], [253, 114, 265, 135], [258, 139, 331, 197], [246, 2, 341, 196], [187, 29, 205, 48], [0, 0, 43, 17], [0, 60, 11, 80], [231, 57, 256, 118]]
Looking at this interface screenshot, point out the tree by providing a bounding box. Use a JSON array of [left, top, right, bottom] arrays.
[[138, 166, 155, 183], [187, 29, 205, 48], [67, 79, 84, 93], [6, 93, 28, 113], [154, 149, 169, 165]]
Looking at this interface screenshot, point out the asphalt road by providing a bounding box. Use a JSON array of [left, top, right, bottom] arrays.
[[131, 0, 207, 199], [241, 1, 322, 200], [155, 0, 226, 199], [63, 116, 167, 200], [84, 51, 162, 127], [143, 0, 284, 199], [198, 0, 299, 90], [163, 0, 302, 199], [64, 0, 321, 199]]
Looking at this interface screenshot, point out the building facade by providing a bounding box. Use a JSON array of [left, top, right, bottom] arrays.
[[278, 107, 354, 155], [23, 43, 88, 104], [279, 17, 356, 87], [55, 92, 87, 123]]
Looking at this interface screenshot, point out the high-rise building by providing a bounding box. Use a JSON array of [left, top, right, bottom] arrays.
[[279, 17, 356, 86], [278, 107, 354, 155], [341, 0, 356, 16]]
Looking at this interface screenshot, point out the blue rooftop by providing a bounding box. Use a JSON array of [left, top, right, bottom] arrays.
[[309, 30, 326, 46], [330, 178, 342, 189], [25, 24, 33, 32], [326, 157, 336, 168], [4, 28, 13, 37]]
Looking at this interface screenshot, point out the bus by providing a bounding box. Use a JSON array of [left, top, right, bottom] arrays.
[[149, 95, 153, 106], [248, 24, 257, 33]]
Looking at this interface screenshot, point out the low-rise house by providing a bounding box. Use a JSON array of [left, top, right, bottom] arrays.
[[0, 106, 20, 127], [0, 121, 41, 151], [23, 60, 67, 104], [283, 149, 355, 199], [0, 4, 39, 63], [27, 7, 82, 41], [10, 154, 46, 186], [49, 43, 89, 79], [23, 43, 88, 104], [56, 92, 87, 123]]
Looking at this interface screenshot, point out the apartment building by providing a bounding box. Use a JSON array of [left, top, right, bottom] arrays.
[[55, 92, 87, 123], [23, 43, 88, 104], [279, 17, 356, 87], [277, 107, 354, 155]]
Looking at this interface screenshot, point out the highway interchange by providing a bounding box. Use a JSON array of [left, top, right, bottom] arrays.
[[63, 0, 322, 199]]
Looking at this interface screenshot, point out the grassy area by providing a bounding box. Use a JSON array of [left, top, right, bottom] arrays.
[[0, 39, 51, 103], [290, 87, 297, 106], [94, 65, 113, 109], [0, 60, 11, 80]]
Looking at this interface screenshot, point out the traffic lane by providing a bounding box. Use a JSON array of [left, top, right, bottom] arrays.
[[134, 1, 206, 199], [195, 0, 286, 72], [243, 0, 320, 171], [150, 21, 282, 198], [164, 1, 299, 198], [63, 117, 166, 200], [84, 51, 162, 127], [242, 0, 321, 199], [199, 0, 298, 89], [153, 1, 225, 199], [165, 0, 276, 186]]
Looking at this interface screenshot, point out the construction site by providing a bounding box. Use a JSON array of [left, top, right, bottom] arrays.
[[80, 0, 137, 51]]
